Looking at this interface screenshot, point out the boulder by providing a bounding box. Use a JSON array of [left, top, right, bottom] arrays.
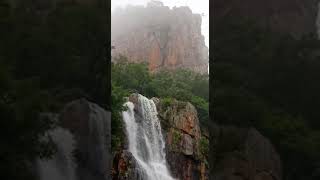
[[182, 133, 194, 156], [112, 150, 147, 180], [159, 100, 201, 139], [212, 126, 282, 180], [157, 98, 209, 180]]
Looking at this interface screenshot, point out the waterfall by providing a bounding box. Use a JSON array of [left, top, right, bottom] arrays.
[[37, 127, 76, 180], [122, 94, 176, 180], [36, 100, 111, 180]]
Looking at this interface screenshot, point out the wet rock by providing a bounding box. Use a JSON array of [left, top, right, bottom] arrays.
[[61, 99, 111, 180], [128, 94, 139, 106], [181, 134, 194, 156], [113, 95, 209, 180], [157, 98, 209, 180], [112, 150, 145, 180], [159, 100, 201, 139], [151, 97, 160, 107], [36, 99, 111, 180], [212, 126, 282, 180]]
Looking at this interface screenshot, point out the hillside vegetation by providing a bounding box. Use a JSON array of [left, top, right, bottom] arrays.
[[213, 17, 320, 180], [111, 55, 209, 152]]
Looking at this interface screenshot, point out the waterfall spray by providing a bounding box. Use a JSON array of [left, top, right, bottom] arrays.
[[122, 94, 176, 180]]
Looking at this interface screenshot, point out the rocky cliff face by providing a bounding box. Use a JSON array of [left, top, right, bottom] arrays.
[[111, 4, 208, 74], [155, 98, 209, 180], [112, 94, 209, 180], [214, 0, 319, 38], [211, 125, 282, 180], [36, 99, 111, 180]]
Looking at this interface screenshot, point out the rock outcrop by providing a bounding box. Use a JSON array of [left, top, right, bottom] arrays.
[[214, 0, 319, 38], [155, 98, 209, 180], [36, 99, 111, 180], [112, 94, 209, 180], [112, 150, 145, 180], [111, 4, 208, 74], [211, 125, 282, 180]]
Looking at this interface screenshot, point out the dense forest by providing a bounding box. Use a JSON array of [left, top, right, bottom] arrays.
[[0, 2, 109, 179], [111, 55, 209, 152], [213, 16, 320, 180]]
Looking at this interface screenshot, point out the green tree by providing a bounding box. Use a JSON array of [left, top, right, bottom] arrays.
[[111, 56, 209, 133], [213, 16, 320, 180], [0, 3, 109, 179]]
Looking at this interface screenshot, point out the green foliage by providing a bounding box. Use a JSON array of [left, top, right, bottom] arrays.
[[112, 56, 151, 95], [199, 137, 209, 157], [172, 129, 182, 150], [0, 63, 57, 179], [1, 3, 109, 108], [161, 97, 174, 109], [111, 56, 209, 131], [111, 56, 209, 155], [213, 17, 320, 180], [149, 68, 209, 102], [111, 83, 129, 152], [190, 96, 209, 127], [0, 3, 109, 180]]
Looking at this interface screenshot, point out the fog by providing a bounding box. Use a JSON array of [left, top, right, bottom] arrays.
[[111, 0, 209, 47]]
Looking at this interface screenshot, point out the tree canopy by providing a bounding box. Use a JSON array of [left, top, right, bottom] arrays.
[[111, 56, 209, 151], [0, 3, 109, 179], [213, 16, 320, 180]]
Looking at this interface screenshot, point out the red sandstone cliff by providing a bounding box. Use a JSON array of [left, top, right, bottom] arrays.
[[111, 3, 209, 74]]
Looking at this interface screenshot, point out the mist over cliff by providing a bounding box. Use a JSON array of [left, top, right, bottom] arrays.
[[111, 3, 209, 74]]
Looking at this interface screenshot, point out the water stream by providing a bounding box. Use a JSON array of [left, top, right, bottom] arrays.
[[122, 94, 175, 180]]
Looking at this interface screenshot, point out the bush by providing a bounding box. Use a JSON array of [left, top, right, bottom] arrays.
[[199, 137, 209, 157]]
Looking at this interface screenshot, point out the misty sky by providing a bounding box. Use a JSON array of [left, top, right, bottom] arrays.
[[111, 0, 209, 48]]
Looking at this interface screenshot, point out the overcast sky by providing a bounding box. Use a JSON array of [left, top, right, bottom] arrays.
[[111, 0, 209, 48]]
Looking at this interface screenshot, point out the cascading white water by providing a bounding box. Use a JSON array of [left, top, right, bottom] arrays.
[[122, 94, 176, 180], [37, 102, 111, 180], [37, 127, 76, 180]]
